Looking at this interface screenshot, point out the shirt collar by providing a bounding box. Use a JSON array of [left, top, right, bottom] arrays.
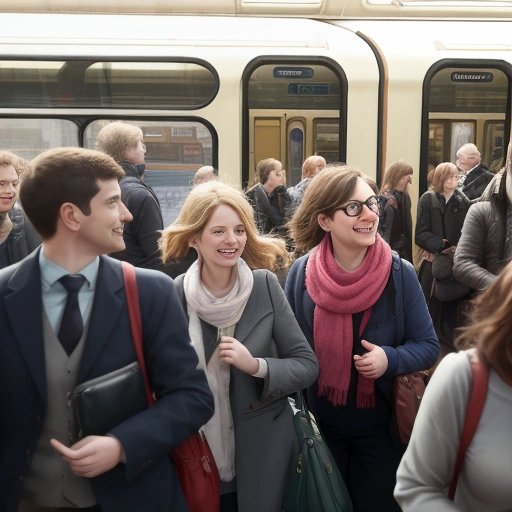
[[39, 246, 99, 291]]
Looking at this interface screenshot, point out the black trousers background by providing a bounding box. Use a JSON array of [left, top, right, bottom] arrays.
[[220, 492, 237, 512], [320, 423, 405, 512]]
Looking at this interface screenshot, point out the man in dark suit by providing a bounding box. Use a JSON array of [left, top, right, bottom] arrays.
[[456, 142, 494, 200], [0, 148, 214, 512]]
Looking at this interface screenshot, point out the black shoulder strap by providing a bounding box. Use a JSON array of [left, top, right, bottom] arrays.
[[393, 254, 405, 343]]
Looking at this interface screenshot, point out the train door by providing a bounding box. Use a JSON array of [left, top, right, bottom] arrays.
[[244, 59, 346, 188], [423, 60, 512, 191]]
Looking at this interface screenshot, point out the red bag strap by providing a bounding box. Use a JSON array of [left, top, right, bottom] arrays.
[[448, 350, 489, 500], [121, 261, 155, 407]]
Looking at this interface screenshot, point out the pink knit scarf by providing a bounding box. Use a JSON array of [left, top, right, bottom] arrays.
[[306, 233, 392, 407]]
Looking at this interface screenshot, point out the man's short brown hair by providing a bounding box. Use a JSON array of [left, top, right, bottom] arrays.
[[21, 147, 124, 239], [96, 121, 143, 162]]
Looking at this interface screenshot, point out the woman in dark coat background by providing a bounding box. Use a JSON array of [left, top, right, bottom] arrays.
[[415, 162, 471, 357], [378, 161, 414, 262]]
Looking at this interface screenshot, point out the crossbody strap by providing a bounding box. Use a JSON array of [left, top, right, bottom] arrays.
[[121, 261, 155, 407], [448, 350, 489, 500]]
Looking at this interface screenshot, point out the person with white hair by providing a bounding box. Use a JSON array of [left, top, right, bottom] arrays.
[[192, 165, 217, 186], [456, 143, 493, 200], [454, 142, 512, 291], [287, 155, 326, 211]]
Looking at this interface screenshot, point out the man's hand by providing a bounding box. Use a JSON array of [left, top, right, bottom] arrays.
[[50, 435, 124, 478]]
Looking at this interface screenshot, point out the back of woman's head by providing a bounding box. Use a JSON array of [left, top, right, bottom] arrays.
[[160, 180, 288, 270], [432, 162, 457, 193], [456, 260, 512, 379], [380, 161, 413, 191], [288, 164, 363, 253]]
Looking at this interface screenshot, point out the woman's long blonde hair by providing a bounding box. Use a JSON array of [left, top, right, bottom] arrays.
[[160, 181, 289, 270]]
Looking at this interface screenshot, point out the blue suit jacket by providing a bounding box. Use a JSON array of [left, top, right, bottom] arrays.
[[0, 250, 214, 512]]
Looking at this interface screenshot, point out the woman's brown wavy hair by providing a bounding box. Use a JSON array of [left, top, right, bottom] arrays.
[[455, 259, 512, 383]]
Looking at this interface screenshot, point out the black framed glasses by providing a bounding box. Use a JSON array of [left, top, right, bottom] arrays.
[[337, 195, 380, 217]]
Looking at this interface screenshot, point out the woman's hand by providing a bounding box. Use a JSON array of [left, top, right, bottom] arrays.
[[423, 250, 435, 262], [353, 340, 388, 379], [219, 336, 259, 375]]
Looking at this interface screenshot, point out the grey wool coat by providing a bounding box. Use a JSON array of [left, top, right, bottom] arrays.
[[175, 269, 319, 512]]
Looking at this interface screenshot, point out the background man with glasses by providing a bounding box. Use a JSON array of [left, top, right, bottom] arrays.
[[96, 121, 164, 271]]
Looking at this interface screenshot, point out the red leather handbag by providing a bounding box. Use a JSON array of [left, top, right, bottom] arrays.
[[393, 370, 431, 444], [122, 262, 220, 512]]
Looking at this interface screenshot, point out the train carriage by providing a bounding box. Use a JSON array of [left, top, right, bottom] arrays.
[[0, 0, 510, 226]]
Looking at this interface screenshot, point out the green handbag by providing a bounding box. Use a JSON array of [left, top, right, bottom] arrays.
[[283, 392, 353, 512]]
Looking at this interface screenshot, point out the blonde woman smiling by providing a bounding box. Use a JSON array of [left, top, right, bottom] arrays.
[[160, 181, 318, 512]]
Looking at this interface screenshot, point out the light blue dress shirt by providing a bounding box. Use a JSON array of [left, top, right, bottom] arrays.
[[39, 248, 99, 335]]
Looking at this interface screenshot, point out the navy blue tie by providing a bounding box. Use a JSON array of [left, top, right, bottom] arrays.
[[58, 274, 86, 356]]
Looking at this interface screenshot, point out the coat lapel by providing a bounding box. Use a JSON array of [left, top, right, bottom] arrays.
[[4, 250, 46, 403], [234, 272, 273, 343], [78, 256, 125, 381]]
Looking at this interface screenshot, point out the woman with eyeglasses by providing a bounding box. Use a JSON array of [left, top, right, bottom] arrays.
[[285, 165, 439, 512]]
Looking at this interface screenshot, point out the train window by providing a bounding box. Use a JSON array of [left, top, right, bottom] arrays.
[[484, 121, 505, 172], [84, 120, 214, 226], [0, 60, 217, 109], [246, 61, 343, 186], [428, 122, 445, 167], [248, 64, 340, 110], [287, 122, 305, 184], [313, 118, 340, 163], [450, 121, 475, 162], [425, 63, 511, 183], [0, 118, 78, 160]]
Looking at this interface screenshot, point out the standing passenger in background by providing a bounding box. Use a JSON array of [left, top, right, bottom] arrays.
[[285, 165, 438, 512], [378, 161, 414, 262], [415, 162, 470, 357], [0, 150, 40, 269], [456, 143, 494, 200], [287, 155, 326, 212], [96, 121, 164, 271], [160, 181, 318, 512], [192, 165, 218, 187], [454, 143, 512, 291], [245, 158, 291, 237]]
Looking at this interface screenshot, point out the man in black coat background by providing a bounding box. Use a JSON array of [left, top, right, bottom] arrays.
[[456, 142, 494, 200], [96, 121, 164, 271]]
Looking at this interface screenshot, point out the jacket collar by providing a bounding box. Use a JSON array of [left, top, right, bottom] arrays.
[[4, 252, 126, 400]]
